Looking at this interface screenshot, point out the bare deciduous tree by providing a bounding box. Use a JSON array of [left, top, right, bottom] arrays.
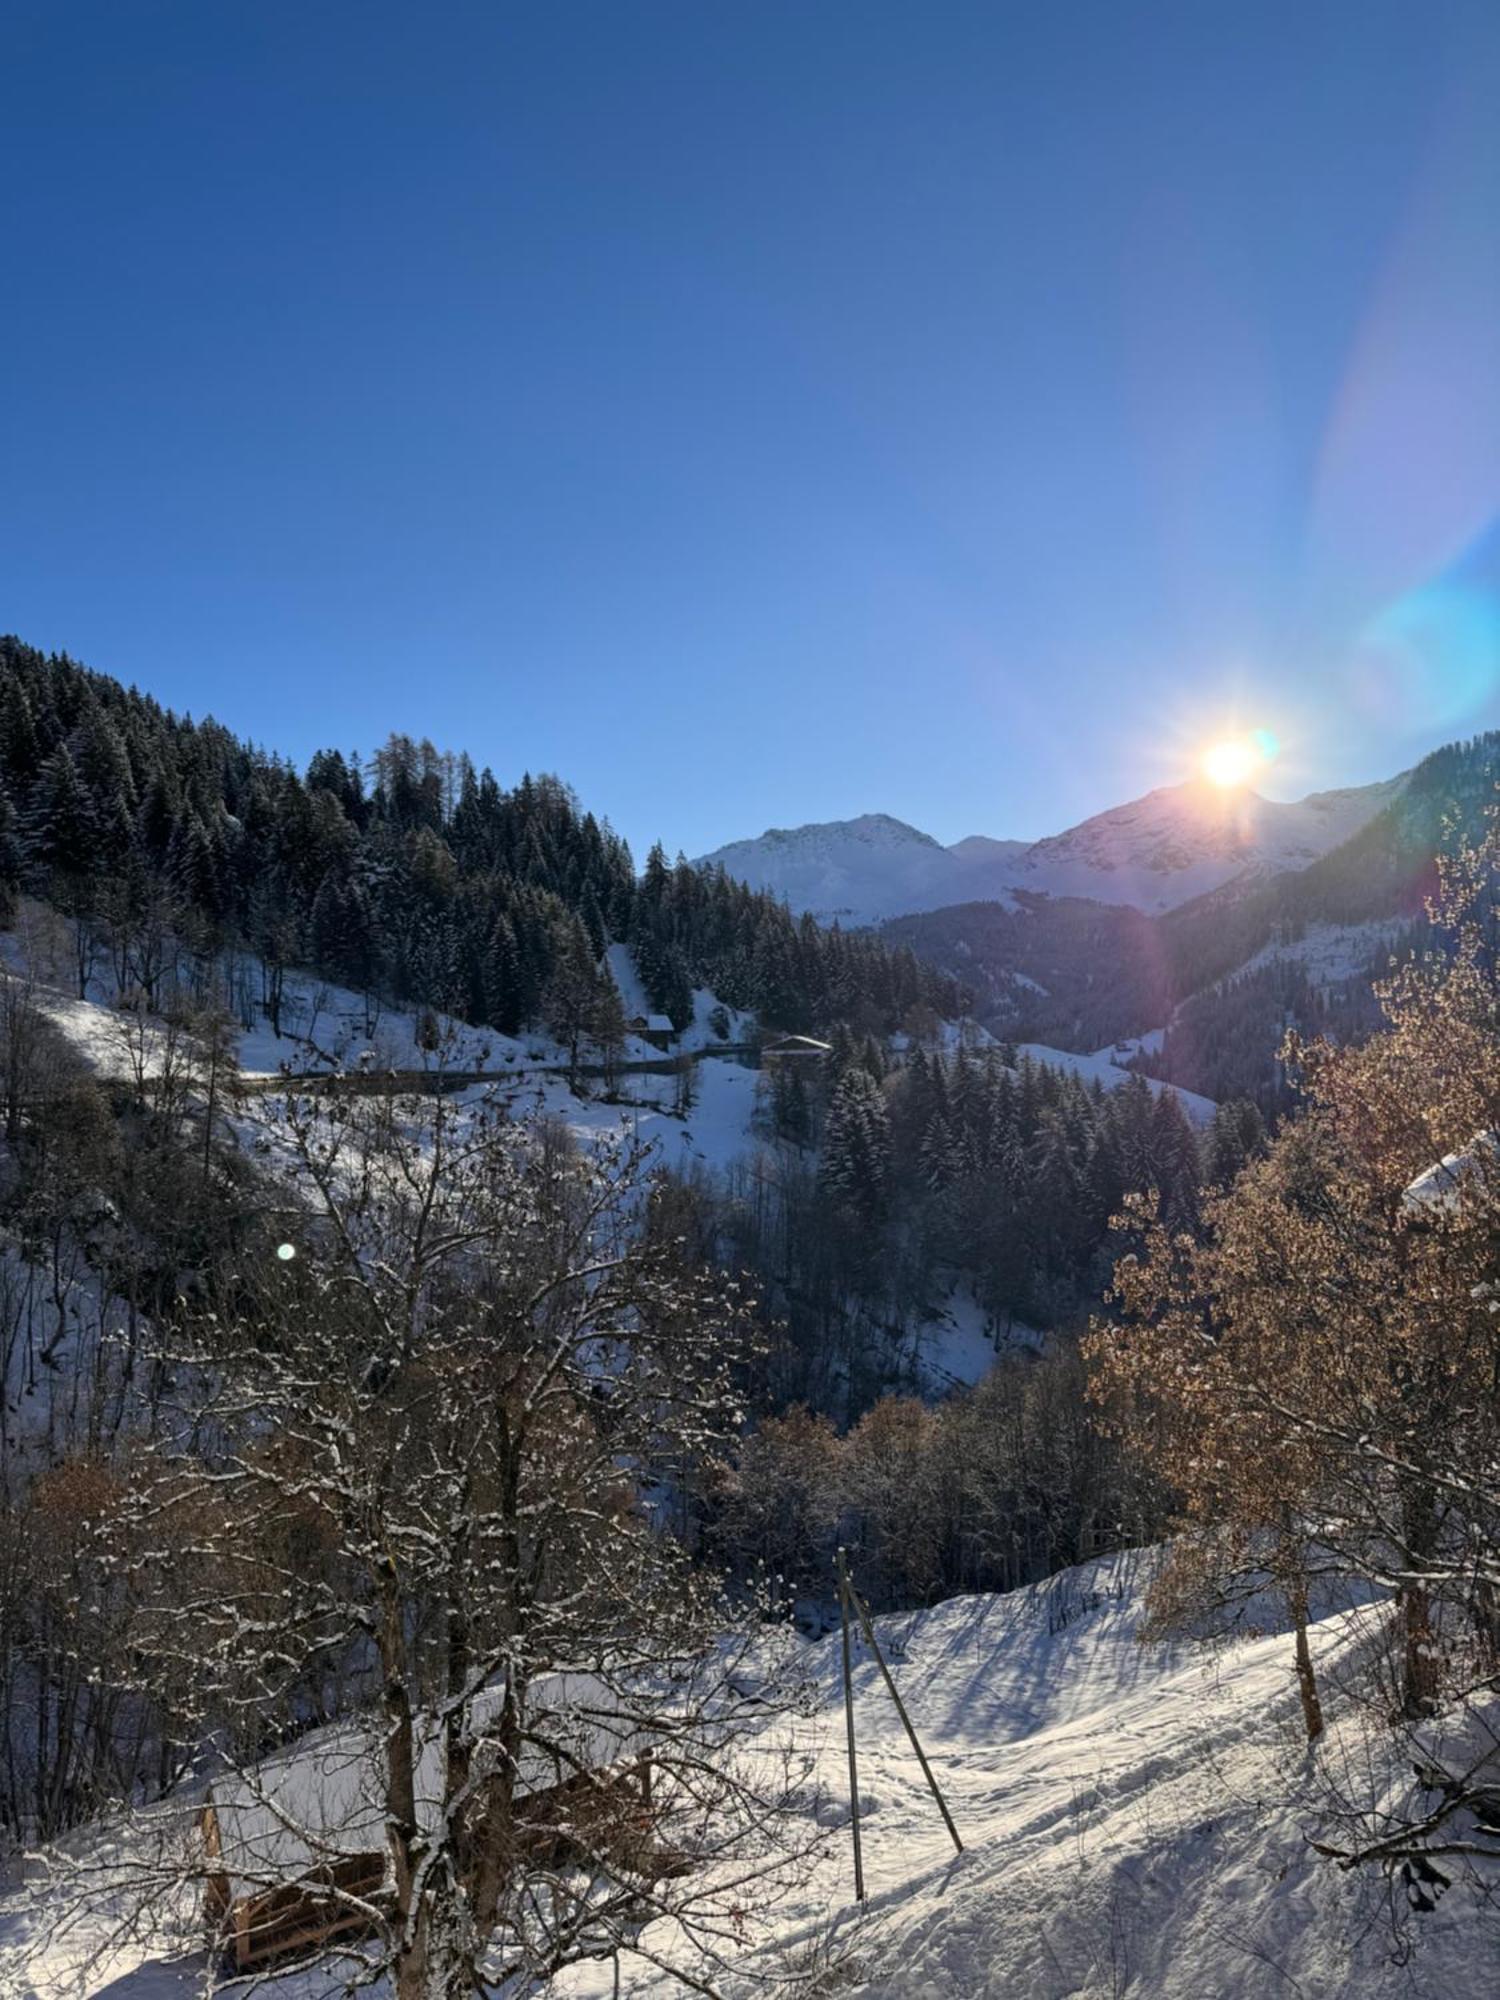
[[58, 1076, 819, 1996]]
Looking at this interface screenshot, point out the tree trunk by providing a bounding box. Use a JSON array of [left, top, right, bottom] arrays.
[[1400, 1582, 1440, 1718], [1290, 1580, 1324, 1743], [394, 1883, 479, 2000], [1399, 1489, 1441, 1718], [1274, 1532, 1324, 1744]]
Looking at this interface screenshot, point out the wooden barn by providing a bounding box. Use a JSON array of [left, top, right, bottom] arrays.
[[199, 1674, 674, 1973], [628, 1011, 678, 1052], [760, 1033, 833, 1068]]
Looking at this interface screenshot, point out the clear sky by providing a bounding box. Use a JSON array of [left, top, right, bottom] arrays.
[[5, 2, 1500, 861]]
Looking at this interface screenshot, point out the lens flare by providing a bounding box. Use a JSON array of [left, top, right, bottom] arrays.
[[1354, 581, 1500, 732]]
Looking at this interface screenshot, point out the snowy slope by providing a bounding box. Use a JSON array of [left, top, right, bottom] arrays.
[[19, 1551, 1495, 1996], [1232, 916, 1406, 991], [617, 1553, 1493, 2000], [701, 1556, 1496, 2000], [700, 773, 1407, 924], [1019, 1041, 1217, 1125]]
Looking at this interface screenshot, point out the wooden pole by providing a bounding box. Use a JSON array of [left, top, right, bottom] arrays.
[[837, 1547, 865, 1902], [848, 1576, 963, 1858]]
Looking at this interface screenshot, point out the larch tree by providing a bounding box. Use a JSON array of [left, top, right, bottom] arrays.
[[1090, 810, 1500, 1816]]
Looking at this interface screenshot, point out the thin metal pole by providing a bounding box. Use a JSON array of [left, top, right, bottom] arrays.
[[848, 1577, 963, 1857], [837, 1547, 865, 1902]]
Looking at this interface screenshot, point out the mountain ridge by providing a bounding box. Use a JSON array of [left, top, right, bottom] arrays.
[[698, 768, 1409, 923]]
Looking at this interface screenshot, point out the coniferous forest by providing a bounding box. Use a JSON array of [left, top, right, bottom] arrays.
[[0, 636, 962, 1045]]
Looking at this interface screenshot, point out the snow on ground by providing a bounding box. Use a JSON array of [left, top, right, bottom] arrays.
[[599, 1552, 1495, 2000], [1019, 1042, 1217, 1125], [444, 1051, 766, 1178], [603, 941, 654, 1025], [1234, 918, 1406, 992], [910, 1285, 1041, 1392], [604, 942, 756, 1055], [16, 1551, 1496, 1997], [1, 907, 680, 1083], [1108, 1027, 1165, 1061]]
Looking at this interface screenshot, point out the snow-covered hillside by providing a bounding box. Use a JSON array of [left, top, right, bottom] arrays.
[[700, 773, 1407, 924], [11, 1551, 1494, 1997], [597, 1552, 1494, 2000], [1019, 1039, 1216, 1124]]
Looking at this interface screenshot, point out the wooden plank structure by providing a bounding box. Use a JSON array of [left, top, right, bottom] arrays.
[[199, 1676, 679, 1973]]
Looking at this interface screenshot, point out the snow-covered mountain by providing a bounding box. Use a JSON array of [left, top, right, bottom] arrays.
[[699, 773, 1408, 922], [1004, 773, 1410, 913], [697, 813, 1028, 925]]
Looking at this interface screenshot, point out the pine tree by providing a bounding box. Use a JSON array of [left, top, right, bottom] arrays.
[[23, 745, 97, 880]]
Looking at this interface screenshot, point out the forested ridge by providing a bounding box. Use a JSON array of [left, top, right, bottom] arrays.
[[719, 1031, 1244, 1416], [0, 636, 962, 1044]]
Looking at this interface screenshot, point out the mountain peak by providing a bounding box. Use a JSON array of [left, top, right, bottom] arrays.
[[713, 812, 943, 855], [700, 770, 1409, 923]]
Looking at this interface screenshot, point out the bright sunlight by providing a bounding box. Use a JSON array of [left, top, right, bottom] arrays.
[[1200, 729, 1278, 789]]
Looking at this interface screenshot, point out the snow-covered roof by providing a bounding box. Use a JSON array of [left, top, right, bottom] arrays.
[[763, 1034, 833, 1055], [1402, 1130, 1500, 1217], [645, 1013, 675, 1034], [205, 1672, 647, 1898]]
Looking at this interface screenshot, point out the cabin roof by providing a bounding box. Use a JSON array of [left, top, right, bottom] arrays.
[[1403, 1129, 1500, 1217], [762, 1034, 833, 1055], [204, 1672, 647, 1899]]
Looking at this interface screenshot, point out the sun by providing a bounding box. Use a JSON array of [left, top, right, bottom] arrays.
[[1200, 736, 1264, 789]]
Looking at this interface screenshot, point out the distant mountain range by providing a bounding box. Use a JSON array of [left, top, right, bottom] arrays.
[[698, 772, 1410, 923], [882, 730, 1500, 1111]]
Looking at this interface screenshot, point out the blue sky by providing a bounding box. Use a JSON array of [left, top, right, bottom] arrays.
[[5, 2, 1500, 860]]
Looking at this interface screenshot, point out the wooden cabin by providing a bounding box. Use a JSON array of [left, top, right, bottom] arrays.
[[628, 1012, 678, 1052], [760, 1033, 833, 1068], [200, 1675, 676, 1973]]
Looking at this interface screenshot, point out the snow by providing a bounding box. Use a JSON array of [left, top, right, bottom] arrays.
[[697, 774, 1407, 926], [1233, 917, 1406, 991], [999, 775, 1408, 915], [604, 941, 653, 1024], [19, 1550, 1497, 1996], [910, 1286, 1041, 1391], [206, 1673, 649, 1901], [1019, 1042, 1217, 1126], [1109, 1027, 1165, 1059], [1403, 1130, 1500, 1216], [605, 943, 755, 1054], [577, 1552, 1497, 1999], [7, 930, 737, 1092], [698, 814, 1019, 927], [477, 1049, 765, 1177]]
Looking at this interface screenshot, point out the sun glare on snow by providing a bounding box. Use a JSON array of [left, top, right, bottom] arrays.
[[1200, 729, 1277, 789]]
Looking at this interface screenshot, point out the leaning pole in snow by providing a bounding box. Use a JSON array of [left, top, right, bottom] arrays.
[[837, 1547, 963, 1905], [847, 1573, 964, 1859]]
